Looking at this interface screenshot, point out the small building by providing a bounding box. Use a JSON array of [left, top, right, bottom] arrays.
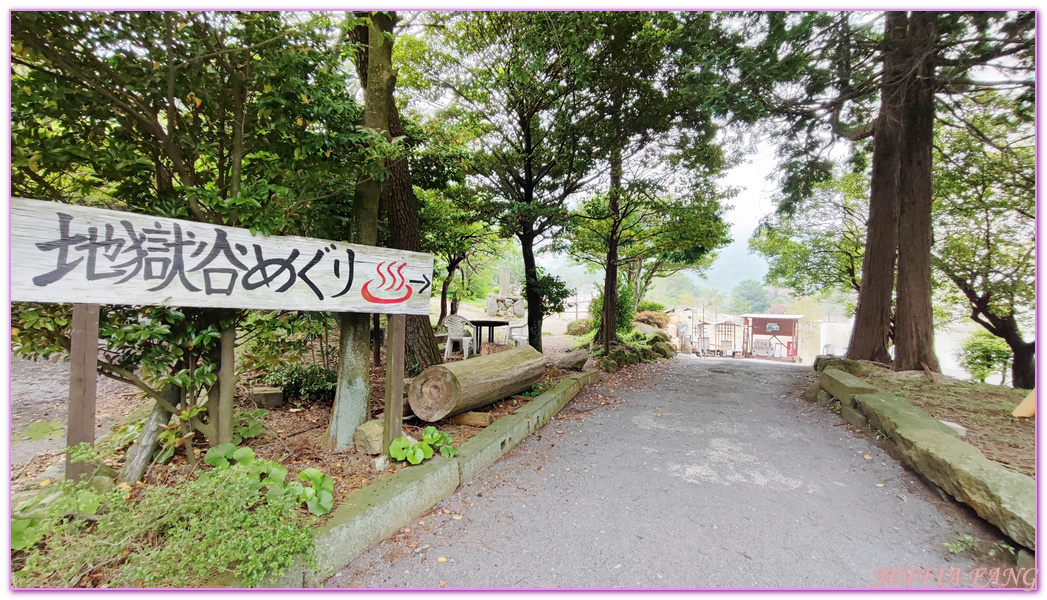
[[740, 314, 804, 361]]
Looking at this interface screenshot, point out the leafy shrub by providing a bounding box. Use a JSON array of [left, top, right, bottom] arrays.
[[636, 300, 665, 313], [589, 279, 635, 335], [956, 330, 1012, 383], [634, 311, 670, 329], [533, 268, 573, 315], [565, 318, 593, 336], [262, 363, 337, 402], [389, 426, 458, 464], [13, 452, 317, 588]]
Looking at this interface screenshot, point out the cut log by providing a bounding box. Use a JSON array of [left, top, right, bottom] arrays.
[[408, 345, 546, 421], [447, 411, 494, 427]]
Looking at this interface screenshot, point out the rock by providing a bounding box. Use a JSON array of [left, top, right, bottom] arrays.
[[556, 350, 589, 371], [565, 318, 593, 336], [639, 347, 660, 362], [815, 389, 833, 406], [854, 392, 1035, 549], [512, 300, 526, 318], [480, 342, 511, 356], [819, 368, 877, 408], [632, 322, 658, 337], [803, 381, 821, 402], [597, 357, 619, 373], [486, 296, 498, 316], [647, 331, 670, 344], [938, 420, 967, 438], [369, 454, 391, 472], [353, 419, 385, 455], [93, 464, 118, 480], [814, 356, 864, 374], [840, 404, 868, 429], [88, 475, 115, 494], [252, 386, 284, 409], [610, 347, 640, 366], [651, 341, 675, 359], [1017, 548, 1034, 569], [546, 367, 564, 379]]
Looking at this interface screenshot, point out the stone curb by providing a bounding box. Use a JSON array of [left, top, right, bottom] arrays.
[[811, 372, 1035, 552], [234, 370, 599, 588]]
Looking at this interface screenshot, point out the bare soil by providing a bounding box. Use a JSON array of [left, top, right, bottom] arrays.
[[858, 365, 1033, 477]]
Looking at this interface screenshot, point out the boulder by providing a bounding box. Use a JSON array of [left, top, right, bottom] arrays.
[[556, 350, 589, 372], [815, 389, 833, 406], [596, 357, 619, 373], [939, 420, 967, 438], [814, 356, 863, 374], [803, 381, 821, 402], [632, 322, 659, 337], [565, 318, 593, 336], [639, 347, 660, 362], [610, 347, 640, 366], [352, 419, 385, 455], [512, 300, 526, 318], [651, 341, 675, 359], [647, 331, 670, 345]]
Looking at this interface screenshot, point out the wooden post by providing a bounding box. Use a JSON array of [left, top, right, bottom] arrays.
[[383, 314, 406, 456], [66, 303, 100, 482]]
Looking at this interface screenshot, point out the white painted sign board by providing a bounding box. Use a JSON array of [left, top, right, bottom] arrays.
[[11, 198, 434, 315]]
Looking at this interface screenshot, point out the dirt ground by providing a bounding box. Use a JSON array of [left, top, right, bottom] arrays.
[[8, 307, 584, 505]]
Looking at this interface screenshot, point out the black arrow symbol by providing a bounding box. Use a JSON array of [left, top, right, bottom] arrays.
[[409, 274, 431, 294]]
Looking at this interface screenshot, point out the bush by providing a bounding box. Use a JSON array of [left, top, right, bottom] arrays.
[[262, 363, 337, 402], [565, 318, 594, 336], [956, 329, 1012, 383], [13, 462, 314, 588], [636, 300, 665, 313], [589, 279, 635, 335], [634, 311, 670, 329]]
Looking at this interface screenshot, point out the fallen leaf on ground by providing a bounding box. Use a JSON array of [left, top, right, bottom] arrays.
[[863, 455, 873, 460], [437, 557, 447, 563], [876, 484, 885, 488], [453, 515, 462, 520]]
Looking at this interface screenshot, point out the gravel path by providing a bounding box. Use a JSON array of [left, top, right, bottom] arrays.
[[10, 357, 143, 484], [326, 355, 993, 589]]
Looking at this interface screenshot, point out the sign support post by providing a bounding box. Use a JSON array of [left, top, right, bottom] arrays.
[[67, 303, 100, 481], [383, 315, 406, 455]]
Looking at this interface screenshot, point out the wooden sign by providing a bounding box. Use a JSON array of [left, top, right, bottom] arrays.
[[11, 198, 434, 315]]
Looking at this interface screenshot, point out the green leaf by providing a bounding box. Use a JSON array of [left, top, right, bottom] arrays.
[[440, 445, 458, 458], [11, 518, 43, 551], [389, 437, 412, 461], [76, 490, 101, 515], [418, 441, 433, 459], [204, 443, 237, 467], [231, 447, 256, 465]]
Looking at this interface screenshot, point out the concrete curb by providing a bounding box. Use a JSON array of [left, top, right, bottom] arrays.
[[810, 372, 1035, 552], [244, 370, 599, 588]]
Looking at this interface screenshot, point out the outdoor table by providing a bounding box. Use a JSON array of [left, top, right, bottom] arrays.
[[470, 319, 510, 344]]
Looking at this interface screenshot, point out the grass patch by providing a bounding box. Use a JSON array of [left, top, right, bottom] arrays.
[[861, 371, 1033, 477]]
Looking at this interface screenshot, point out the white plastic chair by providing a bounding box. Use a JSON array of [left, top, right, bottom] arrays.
[[503, 318, 529, 347], [443, 314, 476, 359]]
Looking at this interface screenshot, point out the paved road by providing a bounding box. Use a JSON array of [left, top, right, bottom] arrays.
[[326, 355, 993, 589]]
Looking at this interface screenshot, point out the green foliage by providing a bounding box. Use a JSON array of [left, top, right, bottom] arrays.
[[729, 280, 771, 314], [956, 330, 1012, 384], [636, 300, 666, 313], [988, 542, 1017, 559], [13, 420, 63, 445], [241, 311, 337, 372], [533, 268, 573, 316], [233, 409, 268, 445], [12, 456, 317, 587], [519, 382, 555, 398], [295, 468, 336, 517], [389, 426, 457, 464], [944, 534, 979, 555], [262, 363, 337, 402], [590, 279, 635, 334]]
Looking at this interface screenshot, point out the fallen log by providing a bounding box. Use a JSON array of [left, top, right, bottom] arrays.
[[447, 411, 494, 427], [408, 345, 546, 421]]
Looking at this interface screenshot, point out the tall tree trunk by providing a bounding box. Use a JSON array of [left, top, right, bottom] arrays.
[[598, 145, 624, 355], [893, 11, 940, 373], [120, 384, 178, 484], [520, 229, 544, 352], [328, 11, 395, 449], [846, 11, 907, 365], [438, 256, 463, 326], [349, 12, 441, 371], [1010, 340, 1034, 390]]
